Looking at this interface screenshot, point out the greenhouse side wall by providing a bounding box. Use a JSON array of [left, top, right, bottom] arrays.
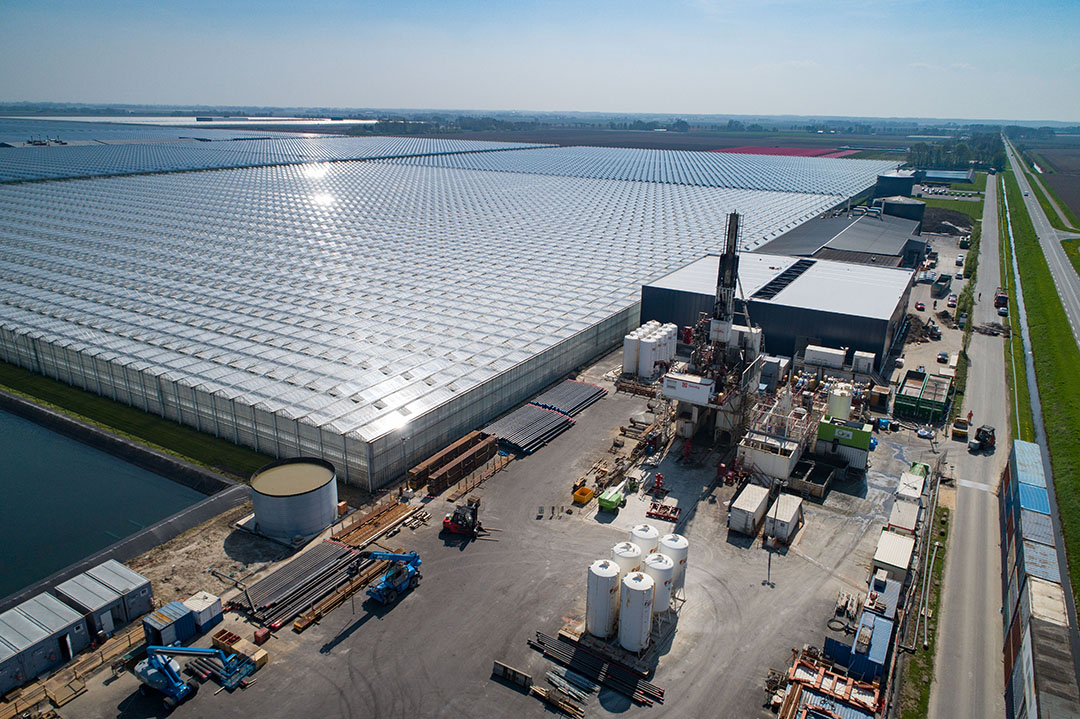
[[0, 302, 638, 492]]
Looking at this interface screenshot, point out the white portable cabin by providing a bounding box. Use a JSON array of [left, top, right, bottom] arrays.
[[872, 530, 916, 584], [764, 494, 804, 543], [53, 574, 124, 637], [728, 484, 771, 536]]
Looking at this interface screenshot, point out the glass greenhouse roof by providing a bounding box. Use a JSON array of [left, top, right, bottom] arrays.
[[0, 136, 554, 183], [0, 117, 309, 145], [383, 145, 899, 196], [0, 160, 842, 441]]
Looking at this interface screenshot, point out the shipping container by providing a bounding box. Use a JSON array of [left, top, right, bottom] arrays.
[[728, 484, 771, 536], [661, 372, 715, 406], [85, 560, 153, 624], [142, 601, 196, 647]]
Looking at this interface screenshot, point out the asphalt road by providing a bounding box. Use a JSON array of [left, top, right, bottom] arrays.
[[1004, 139, 1080, 344], [927, 177, 1007, 719]]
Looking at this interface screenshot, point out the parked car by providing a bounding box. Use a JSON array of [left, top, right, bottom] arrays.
[[956, 254, 965, 266], [998, 306, 1009, 317], [955, 271, 963, 280], [937, 351, 949, 363], [915, 301, 925, 311], [947, 294, 958, 308]]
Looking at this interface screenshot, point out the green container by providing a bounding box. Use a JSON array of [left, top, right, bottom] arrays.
[[597, 489, 625, 511]]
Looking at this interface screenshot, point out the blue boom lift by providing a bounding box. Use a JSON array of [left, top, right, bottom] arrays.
[[360, 551, 422, 604], [133, 645, 250, 711]]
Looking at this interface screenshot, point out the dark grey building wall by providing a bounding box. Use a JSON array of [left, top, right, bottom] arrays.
[[641, 283, 912, 370]]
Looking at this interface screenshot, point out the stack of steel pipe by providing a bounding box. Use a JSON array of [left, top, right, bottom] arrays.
[[529, 632, 664, 706], [484, 405, 574, 453], [244, 540, 365, 629], [531, 380, 608, 417]]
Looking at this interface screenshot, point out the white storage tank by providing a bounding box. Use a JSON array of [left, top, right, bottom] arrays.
[[637, 337, 657, 377], [586, 560, 620, 638], [630, 524, 660, 555], [251, 458, 338, 542], [658, 533, 689, 591], [618, 572, 654, 653], [827, 383, 853, 420], [610, 542, 643, 582], [622, 333, 640, 375], [642, 553, 674, 611]]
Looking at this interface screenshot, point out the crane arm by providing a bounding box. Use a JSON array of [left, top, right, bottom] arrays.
[[147, 645, 237, 666], [359, 551, 421, 565]]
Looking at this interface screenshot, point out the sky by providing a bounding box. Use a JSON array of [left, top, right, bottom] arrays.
[[2, 0, 1078, 122]]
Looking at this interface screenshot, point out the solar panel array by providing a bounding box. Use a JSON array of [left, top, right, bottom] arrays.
[[0, 136, 555, 183], [383, 145, 898, 196]]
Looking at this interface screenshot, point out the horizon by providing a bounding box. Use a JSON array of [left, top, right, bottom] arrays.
[[2, 0, 1078, 123]]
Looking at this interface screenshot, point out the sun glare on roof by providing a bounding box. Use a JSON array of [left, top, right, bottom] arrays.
[[302, 163, 329, 179], [311, 192, 334, 206]]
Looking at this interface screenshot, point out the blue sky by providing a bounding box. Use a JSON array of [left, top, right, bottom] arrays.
[[2, 0, 1077, 121]]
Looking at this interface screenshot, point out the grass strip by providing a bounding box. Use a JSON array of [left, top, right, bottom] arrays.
[[1063, 238, 1080, 279], [999, 176, 1036, 442], [950, 172, 988, 192], [899, 504, 949, 719], [918, 196, 985, 224], [1003, 169, 1080, 604], [0, 360, 272, 480]]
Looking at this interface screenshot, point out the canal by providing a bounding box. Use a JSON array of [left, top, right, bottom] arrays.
[[0, 409, 205, 598]]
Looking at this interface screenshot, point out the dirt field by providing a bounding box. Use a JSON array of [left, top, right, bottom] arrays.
[[1036, 148, 1080, 221], [124, 502, 289, 606]]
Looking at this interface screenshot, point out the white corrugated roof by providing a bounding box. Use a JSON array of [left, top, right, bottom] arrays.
[[646, 252, 912, 321], [732, 483, 770, 513], [874, 530, 915, 570], [769, 493, 803, 523]]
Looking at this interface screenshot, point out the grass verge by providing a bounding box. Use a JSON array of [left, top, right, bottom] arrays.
[[1003, 170, 1080, 604], [918, 196, 985, 224], [950, 172, 988, 192], [0, 360, 272, 480], [999, 175, 1036, 442], [899, 504, 949, 719], [1063, 238, 1080, 279], [949, 228, 978, 422]]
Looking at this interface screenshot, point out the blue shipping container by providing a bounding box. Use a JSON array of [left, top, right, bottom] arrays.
[[1017, 484, 1051, 516], [142, 601, 196, 647], [1011, 441, 1046, 488]]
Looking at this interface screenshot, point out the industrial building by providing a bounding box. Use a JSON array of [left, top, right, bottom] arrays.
[[757, 210, 925, 268], [0, 136, 896, 489], [640, 252, 913, 369], [53, 561, 152, 637]]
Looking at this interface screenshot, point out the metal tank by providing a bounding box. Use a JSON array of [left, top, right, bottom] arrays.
[[658, 533, 689, 591], [629, 524, 660, 555], [250, 458, 338, 542], [622, 333, 640, 375], [827, 384, 853, 420], [618, 572, 654, 653], [642, 553, 674, 611], [586, 560, 620, 638], [610, 542, 643, 583]]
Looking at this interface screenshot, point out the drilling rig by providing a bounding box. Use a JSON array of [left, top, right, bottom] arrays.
[[662, 212, 764, 446]]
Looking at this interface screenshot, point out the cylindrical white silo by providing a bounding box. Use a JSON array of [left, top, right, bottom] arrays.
[[610, 542, 643, 583], [642, 553, 674, 611], [658, 533, 689, 591], [622, 333, 640, 375], [618, 572, 654, 653], [630, 524, 660, 555], [637, 337, 657, 377], [586, 560, 620, 638]]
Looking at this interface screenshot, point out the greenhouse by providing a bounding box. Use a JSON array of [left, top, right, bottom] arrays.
[[0, 140, 886, 489]]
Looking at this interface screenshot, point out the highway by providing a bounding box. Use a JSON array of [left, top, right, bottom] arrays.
[[1004, 139, 1080, 345], [927, 177, 1007, 719]]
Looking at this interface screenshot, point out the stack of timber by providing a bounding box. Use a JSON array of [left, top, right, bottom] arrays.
[[427, 435, 498, 494], [332, 501, 417, 547], [408, 431, 486, 489]]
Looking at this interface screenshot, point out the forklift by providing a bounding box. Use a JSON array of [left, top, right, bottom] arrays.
[[968, 425, 996, 453], [359, 551, 422, 604], [442, 496, 485, 537]]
